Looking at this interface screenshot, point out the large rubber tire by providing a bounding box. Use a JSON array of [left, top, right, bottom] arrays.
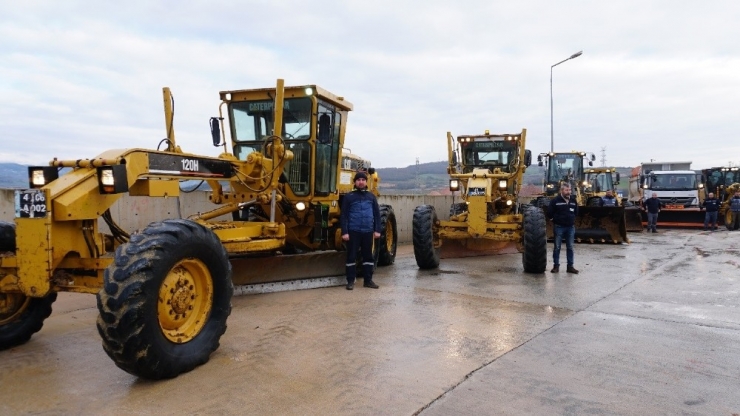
[[97, 219, 233, 379], [521, 205, 547, 274], [412, 205, 440, 270], [377, 205, 398, 266], [0, 223, 57, 350], [725, 210, 738, 231]]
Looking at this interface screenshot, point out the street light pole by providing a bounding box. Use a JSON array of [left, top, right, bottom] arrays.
[[550, 50, 583, 152]]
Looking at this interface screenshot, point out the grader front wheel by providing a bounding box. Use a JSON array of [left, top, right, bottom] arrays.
[[412, 205, 440, 270], [97, 219, 233, 379], [522, 205, 547, 274], [378, 204, 398, 266]]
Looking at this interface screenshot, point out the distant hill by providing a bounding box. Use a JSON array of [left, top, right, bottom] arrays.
[[0, 163, 27, 189], [375, 160, 549, 195], [0, 161, 636, 196]]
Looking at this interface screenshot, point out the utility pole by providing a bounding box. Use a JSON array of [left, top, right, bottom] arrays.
[[415, 157, 421, 195]]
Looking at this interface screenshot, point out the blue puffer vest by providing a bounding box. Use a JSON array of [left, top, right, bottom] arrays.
[[340, 190, 380, 233]]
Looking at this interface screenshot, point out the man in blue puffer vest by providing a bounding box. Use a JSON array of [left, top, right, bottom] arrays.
[[340, 171, 381, 290], [702, 192, 720, 231], [547, 183, 579, 274]]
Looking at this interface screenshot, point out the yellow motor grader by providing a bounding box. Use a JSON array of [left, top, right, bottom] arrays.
[[0, 79, 397, 379], [702, 167, 740, 230], [533, 152, 629, 243], [412, 129, 547, 273]]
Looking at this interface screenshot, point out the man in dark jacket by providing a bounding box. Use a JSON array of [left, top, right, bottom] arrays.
[[730, 190, 740, 231], [340, 171, 381, 290], [547, 183, 579, 274], [599, 190, 618, 207], [702, 192, 720, 231], [643, 193, 662, 233]]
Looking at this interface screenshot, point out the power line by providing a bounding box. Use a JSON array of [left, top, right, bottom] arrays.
[[600, 147, 607, 167]]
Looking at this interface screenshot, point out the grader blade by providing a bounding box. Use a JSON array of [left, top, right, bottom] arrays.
[[440, 238, 520, 259], [229, 251, 346, 286], [648, 208, 706, 229]]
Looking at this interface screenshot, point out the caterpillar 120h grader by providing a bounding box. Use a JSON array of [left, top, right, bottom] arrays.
[[0, 79, 397, 379], [533, 151, 629, 243], [702, 166, 740, 230], [412, 129, 547, 274]]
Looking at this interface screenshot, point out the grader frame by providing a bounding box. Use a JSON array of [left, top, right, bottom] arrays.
[[0, 79, 398, 379], [411, 129, 547, 274]]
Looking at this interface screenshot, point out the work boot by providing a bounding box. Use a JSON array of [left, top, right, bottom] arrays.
[[346, 282, 354, 290], [363, 280, 379, 289], [566, 266, 579, 274], [550, 265, 559, 273]]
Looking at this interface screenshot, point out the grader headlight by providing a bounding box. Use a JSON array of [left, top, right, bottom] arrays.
[[97, 165, 129, 194], [295, 201, 307, 211], [28, 166, 59, 188], [498, 180, 507, 190], [506, 199, 513, 206], [449, 179, 460, 192]]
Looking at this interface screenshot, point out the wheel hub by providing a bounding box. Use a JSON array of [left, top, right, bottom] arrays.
[[0, 293, 29, 325], [158, 259, 213, 343]]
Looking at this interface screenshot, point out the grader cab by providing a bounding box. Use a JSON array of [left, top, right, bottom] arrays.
[[411, 129, 547, 274], [534, 152, 629, 243], [0, 79, 397, 379]]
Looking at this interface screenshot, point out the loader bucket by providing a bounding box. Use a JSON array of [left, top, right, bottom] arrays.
[[439, 238, 520, 259], [544, 206, 629, 244], [624, 206, 645, 232]]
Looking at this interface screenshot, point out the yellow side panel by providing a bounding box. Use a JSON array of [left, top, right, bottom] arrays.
[[129, 179, 181, 197], [16, 218, 52, 297], [53, 176, 121, 220]]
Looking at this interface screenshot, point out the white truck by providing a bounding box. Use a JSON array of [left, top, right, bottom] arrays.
[[628, 161, 704, 227]]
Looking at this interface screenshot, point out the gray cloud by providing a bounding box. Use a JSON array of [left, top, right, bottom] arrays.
[[1, 1, 739, 169]]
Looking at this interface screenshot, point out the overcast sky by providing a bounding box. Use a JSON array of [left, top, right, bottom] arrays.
[[2, 1, 739, 170]]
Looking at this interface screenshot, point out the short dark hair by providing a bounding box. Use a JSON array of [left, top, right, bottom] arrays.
[[354, 171, 368, 181]]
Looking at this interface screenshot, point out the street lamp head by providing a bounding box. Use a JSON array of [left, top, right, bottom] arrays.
[[570, 51, 583, 59]]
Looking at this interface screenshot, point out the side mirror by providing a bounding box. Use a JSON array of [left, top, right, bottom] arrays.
[[591, 154, 596, 161], [588, 161, 593, 166], [615, 172, 620, 184], [452, 150, 458, 165], [318, 113, 332, 144], [210, 117, 222, 146], [524, 150, 532, 167]]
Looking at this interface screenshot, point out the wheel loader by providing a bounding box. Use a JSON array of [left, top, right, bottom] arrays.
[[412, 129, 547, 274], [532, 152, 629, 243], [702, 167, 740, 230], [0, 79, 398, 379]]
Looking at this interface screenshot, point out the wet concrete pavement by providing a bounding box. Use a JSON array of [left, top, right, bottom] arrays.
[[1, 229, 739, 415]]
